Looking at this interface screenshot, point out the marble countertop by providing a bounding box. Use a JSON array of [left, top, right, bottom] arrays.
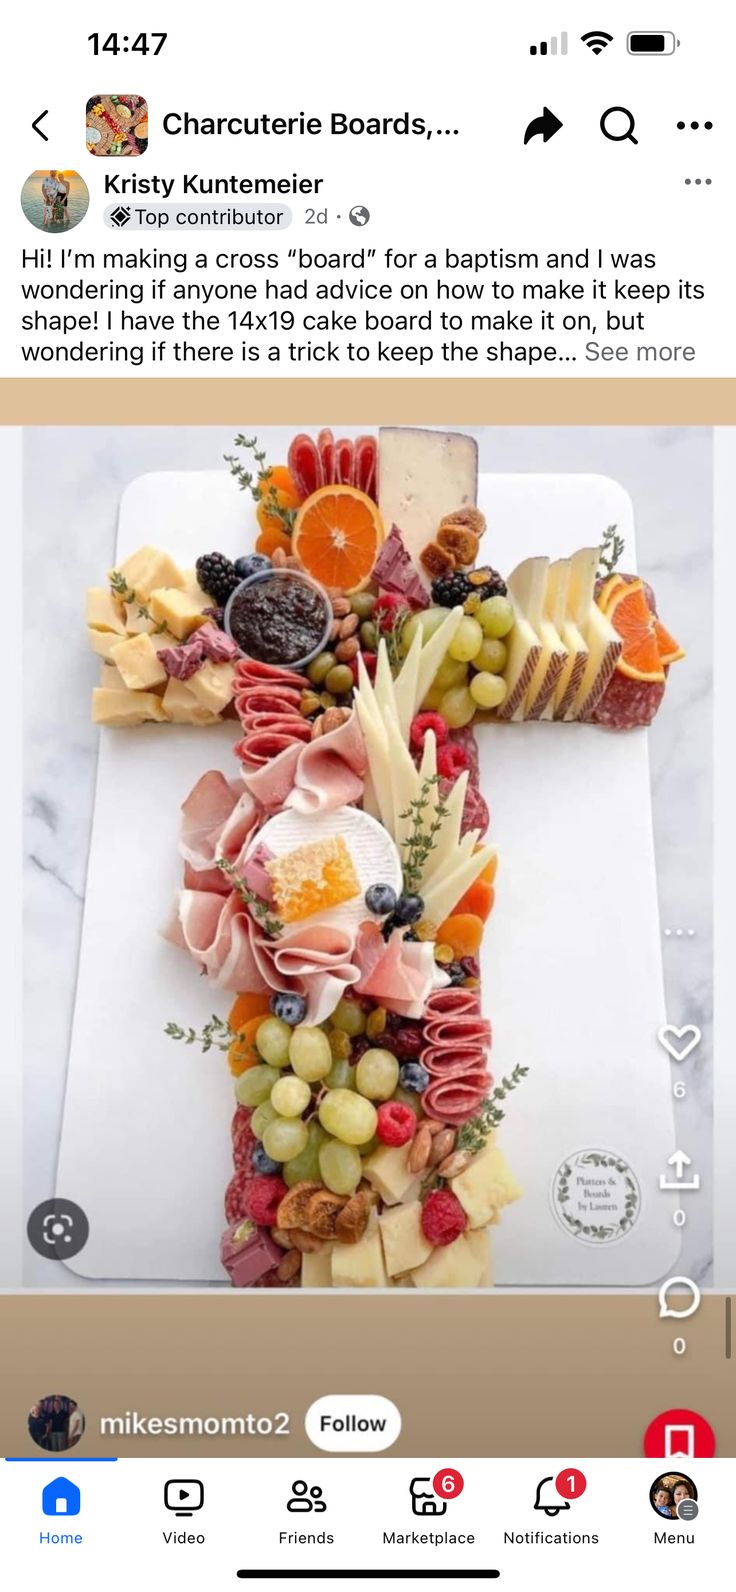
[[22, 425, 713, 1289]]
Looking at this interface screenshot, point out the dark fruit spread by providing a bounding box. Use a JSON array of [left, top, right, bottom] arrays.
[[227, 573, 329, 667]]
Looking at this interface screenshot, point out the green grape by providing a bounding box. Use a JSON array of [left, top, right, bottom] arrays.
[[448, 616, 483, 663], [325, 664, 355, 696], [477, 594, 514, 639], [359, 620, 378, 651], [331, 997, 366, 1037], [289, 1025, 332, 1082], [469, 670, 507, 709], [307, 651, 337, 685], [421, 684, 445, 711], [255, 1016, 292, 1068], [270, 1075, 311, 1118], [318, 1088, 377, 1145], [319, 1138, 363, 1196], [251, 1100, 279, 1138], [432, 654, 469, 692], [325, 1058, 357, 1091], [262, 1116, 309, 1163], [474, 636, 508, 675], [440, 685, 477, 728], [360, 1133, 380, 1158], [283, 1120, 326, 1186], [401, 606, 448, 655], [391, 1085, 423, 1118], [355, 1047, 400, 1101], [234, 1064, 280, 1108], [350, 591, 376, 622]]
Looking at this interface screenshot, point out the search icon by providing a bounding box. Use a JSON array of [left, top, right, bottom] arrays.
[[601, 105, 638, 144]]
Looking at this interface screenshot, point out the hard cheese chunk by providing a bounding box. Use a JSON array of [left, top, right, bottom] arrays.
[[565, 548, 622, 721], [88, 627, 126, 661], [92, 687, 167, 727], [331, 1228, 388, 1288], [411, 1233, 484, 1288], [450, 1144, 522, 1229], [112, 545, 186, 601], [86, 588, 126, 634], [149, 587, 209, 640], [378, 427, 478, 577], [497, 557, 548, 722], [379, 1201, 433, 1278], [464, 1227, 493, 1287], [110, 633, 168, 691], [362, 1144, 419, 1207], [186, 660, 236, 714], [161, 678, 221, 724], [300, 1248, 333, 1288]]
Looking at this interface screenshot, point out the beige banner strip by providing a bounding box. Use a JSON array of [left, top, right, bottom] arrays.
[[2, 1295, 733, 1457], [1, 378, 735, 425]]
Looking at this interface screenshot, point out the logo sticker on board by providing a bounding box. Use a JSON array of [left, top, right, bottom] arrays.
[[551, 1149, 641, 1244]]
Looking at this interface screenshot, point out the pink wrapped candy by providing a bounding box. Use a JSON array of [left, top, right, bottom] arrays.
[[220, 1218, 282, 1287]]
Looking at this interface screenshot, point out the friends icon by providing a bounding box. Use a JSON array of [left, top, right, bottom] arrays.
[[287, 1480, 326, 1514]]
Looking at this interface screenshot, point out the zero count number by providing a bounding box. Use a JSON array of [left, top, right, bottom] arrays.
[[88, 33, 167, 54], [433, 1468, 464, 1499], [555, 1468, 587, 1500]]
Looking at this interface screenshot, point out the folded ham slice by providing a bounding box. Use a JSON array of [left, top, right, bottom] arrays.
[[249, 920, 361, 1026], [242, 710, 367, 816]]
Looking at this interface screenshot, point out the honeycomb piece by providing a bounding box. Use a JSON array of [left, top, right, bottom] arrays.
[[267, 837, 360, 924]]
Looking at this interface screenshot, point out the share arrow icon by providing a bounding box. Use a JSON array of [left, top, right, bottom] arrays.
[[524, 107, 563, 145], [659, 1150, 700, 1192]]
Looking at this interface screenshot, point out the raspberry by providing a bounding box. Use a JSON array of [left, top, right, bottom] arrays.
[[374, 593, 409, 632], [421, 1189, 468, 1247], [410, 711, 448, 753], [376, 1101, 417, 1147], [436, 743, 470, 779], [243, 1174, 288, 1227]]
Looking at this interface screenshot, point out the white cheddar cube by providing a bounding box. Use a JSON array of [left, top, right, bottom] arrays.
[[464, 1227, 493, 1287], [113, 545, 186, 601], [110, 634, 168, 691], [98, 664, 131, 693], [123, 602, 155, 636], [410, 1233, 483, 1289], [149, 587, 209, 641], [161, 677, 220, 725], [87, 627, 125, 661], [92, 687, 167, 727], [186, 660, 236, 714], [362, 1144, 419, 1207], [331, 1230, 388, 1288], [86, 587, 126, 635], [379, 1201, 432, 1277], [300, 1248, 333, 1288], [451, 1145, 522, 1230]]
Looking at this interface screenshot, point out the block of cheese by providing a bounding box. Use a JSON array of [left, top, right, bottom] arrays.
[[410, 1233, 484, 1289], [464, 1227, 493, 1287], [379, 1201, 433, 1278], [186, 660, 236, 714], [540, 559, 589, 721], [331, 1227, 388, 1288], [450, 1144, 523, 1229], [112, 545, 186, 601], [123, 602, 155, 636], [378, 427, 478, 580], [496, 557, 548, 722], [362, 1143, 420, 1207], [149, 587, 210, 641], [92, 687, 167, 727], [300, 1247, 333, 1288], [110, 633, 168, 691], [180, 568, 213, 613], [87, 627, 125, 661], [98, 664, 131, 693], [86, 587, 126, 635], [161, 677, 221, 725], [565, 548, 622, 720]]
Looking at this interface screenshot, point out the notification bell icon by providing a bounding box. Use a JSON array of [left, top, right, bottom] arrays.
[[533, 1477, 571, 1517]]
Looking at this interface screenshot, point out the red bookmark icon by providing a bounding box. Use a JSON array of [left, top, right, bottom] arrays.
[[643, 1408, 716, 1459]]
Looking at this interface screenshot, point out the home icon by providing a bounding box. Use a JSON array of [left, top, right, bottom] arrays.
[[42, 1477, 81, 1517]]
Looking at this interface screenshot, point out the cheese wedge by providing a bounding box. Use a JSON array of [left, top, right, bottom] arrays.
[[565, 549, 622, 720], [112, 545, 186, 601], [497, 558, 547, 722], [539, 558, 589, 720], [410, 1232, 484, 1289], [378, 428, 478, 580]]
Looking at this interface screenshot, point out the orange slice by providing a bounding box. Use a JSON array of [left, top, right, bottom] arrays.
[[293, 484, 384, 592], [606, 579, 665, 683], [597, 574, 627, 611], [654, 618, 685, 666]]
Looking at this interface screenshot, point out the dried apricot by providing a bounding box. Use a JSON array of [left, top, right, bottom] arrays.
[[435, 912, 484, 958], [228, 992, 272, 1031], [451, 879, 495, 921], [257, 465, 301, 509], [255, 521, 293, 559]]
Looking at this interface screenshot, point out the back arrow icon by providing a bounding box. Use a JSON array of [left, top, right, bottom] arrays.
[[32, 110, 49, 141], [524, 107, 563, 145]]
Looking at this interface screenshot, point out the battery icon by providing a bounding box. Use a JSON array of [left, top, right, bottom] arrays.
[[627, 31, 680, 54]]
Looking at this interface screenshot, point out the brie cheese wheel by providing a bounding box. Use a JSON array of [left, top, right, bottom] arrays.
[[246, 805, 402, 935], [378, 427, 478, 579]]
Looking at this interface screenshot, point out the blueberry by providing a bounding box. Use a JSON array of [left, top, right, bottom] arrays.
[[251, 1145, 280, 1175], [399, 1062, 430, 1093], [393, 893, 425, 925], [446, 962, 467, 987], [365, 882, 398, 917], [270, 992, 307, 1026], [234, 553, 272, 580]]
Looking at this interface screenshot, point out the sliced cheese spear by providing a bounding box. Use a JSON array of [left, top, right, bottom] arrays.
[[496, 557, 547, 722], [413, 605, 465, 712], [540, 557, 590, 721], [422, 838, 498, 928], [565, 547, 622, 721], [523, 560, 568, 721]]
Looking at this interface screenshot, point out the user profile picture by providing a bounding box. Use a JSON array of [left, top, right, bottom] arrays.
[[20, 171, 89, 234], [650, 1472, 698, 1520], [28, 1394, 85, 1454], [86, 94, 148, 156]]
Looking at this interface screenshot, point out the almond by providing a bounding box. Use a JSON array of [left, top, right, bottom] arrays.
[[424, 1118, 445, 1136], [437, 1150, 473, 1179], [338, 612, 360, 639], [310, 716, 325, 739], [321, 706, 351, 735], [271, 546, 288, 568], [331, 595, 351, 617], [428, 1128, 456, 1168], [408, 1123, 432, 1174], [277, 1248, 302, 1282], [270, 1227, 294, 1251], [329, 618, 342, 642], [335, 636, 360, 663]]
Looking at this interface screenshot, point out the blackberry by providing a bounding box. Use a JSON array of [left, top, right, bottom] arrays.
[[195, 552, 241, 605], [431, 571, 472, 608], [467, 566, 507, 601]]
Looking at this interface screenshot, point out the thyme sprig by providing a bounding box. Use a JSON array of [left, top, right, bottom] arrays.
[[223, 433, 297, 535], [109, 570, 170, 634], [384, 608, 409, 674], [399, 774, 450, 893], [456, 1065, 530, 1155], [598, 524, 625, 577], [216, 856, 283, 938], [164, 1014, 238, 1053]]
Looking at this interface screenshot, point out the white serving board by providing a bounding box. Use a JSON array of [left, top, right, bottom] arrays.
[[58, 470, 680, 1285]]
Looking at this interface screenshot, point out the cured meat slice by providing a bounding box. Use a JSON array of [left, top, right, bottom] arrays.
[[288, 433, 324, 500], [317, 427, 336, 485], [235, 724, 312, 769], [420, 985, 492, 1125], [353, 922, 438, 1020], [591, 670, 666, 730], [422, 1046, 490, 1077], [423, 1013, 491, 1048], [180, 770, 245, 869], [354, 435, 377, 500], [249, 920, 361, 1026], [424, 988, 481, 1016], [234, 658, 307, 692], [335, 437, 355, 485], [423, 1075, 490, 1126], [284, 710, 367, 814]]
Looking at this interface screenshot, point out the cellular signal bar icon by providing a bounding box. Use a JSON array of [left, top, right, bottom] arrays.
[[530, 33, 568, 56]]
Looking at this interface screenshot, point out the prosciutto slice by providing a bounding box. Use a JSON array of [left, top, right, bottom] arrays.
[[241, 710, 367, 816], [353, 923, 441, 1020], [248, 920, 361, 1026], [180, 771, 261, 877], [163, 889, 270, 994], [420, 987, 493, 1125]]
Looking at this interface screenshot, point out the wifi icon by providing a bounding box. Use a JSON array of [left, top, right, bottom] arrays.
[[581, 30, 614, 54]]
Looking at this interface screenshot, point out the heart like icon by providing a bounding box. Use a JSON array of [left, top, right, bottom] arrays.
[[657, 1024, 702, 1062]]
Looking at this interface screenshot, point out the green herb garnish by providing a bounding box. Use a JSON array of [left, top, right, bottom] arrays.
[[399, 774, 450, 894], [223, 434, 297, 535], [164, 1014, 238, 1053], [598, 524, 625, 577], [216, 857, 283, 938], [108, 570, 170, 634], [456, 1065, 530, 1155]]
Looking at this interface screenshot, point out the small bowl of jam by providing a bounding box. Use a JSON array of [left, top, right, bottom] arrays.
[[224, 568, 332, 670]]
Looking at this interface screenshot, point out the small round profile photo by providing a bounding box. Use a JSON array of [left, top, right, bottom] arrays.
[[27, 1394, 85, 1453], [21, 170, 89, 233], [649, 1472, 698, 1521]]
